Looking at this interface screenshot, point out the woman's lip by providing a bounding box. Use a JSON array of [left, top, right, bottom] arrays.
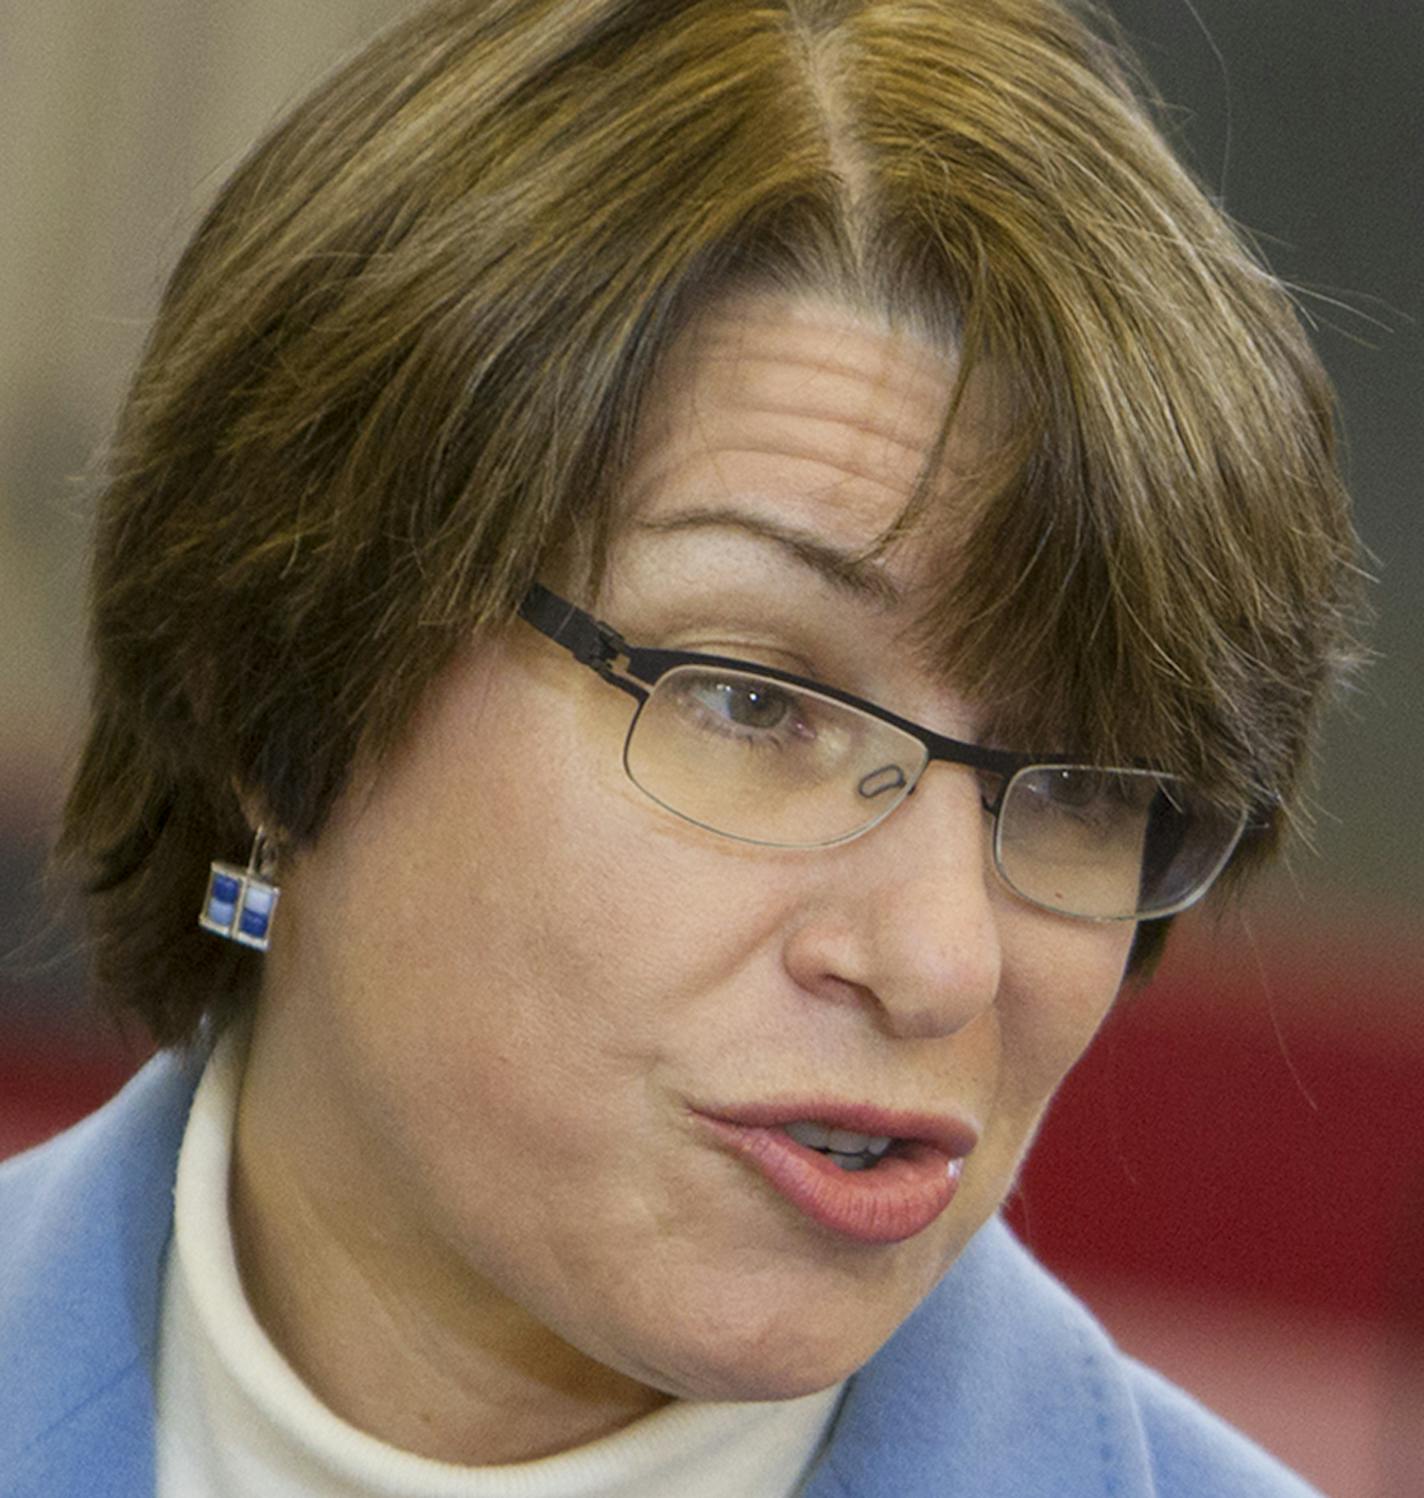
[[692, 1104, 977, 1246], [695, 1101, 979, 1159]]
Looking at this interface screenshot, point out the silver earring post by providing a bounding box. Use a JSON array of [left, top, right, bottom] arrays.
[[198, 828, 281, 952]]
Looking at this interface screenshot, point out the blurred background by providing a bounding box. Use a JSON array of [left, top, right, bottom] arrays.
[[1, 2, 1419, 1493]]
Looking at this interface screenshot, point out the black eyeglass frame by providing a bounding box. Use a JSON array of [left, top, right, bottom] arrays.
[[518, 583, 1251, 918]]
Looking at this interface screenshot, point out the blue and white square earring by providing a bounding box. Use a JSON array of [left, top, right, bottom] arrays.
[[198, 828, 281, 952]]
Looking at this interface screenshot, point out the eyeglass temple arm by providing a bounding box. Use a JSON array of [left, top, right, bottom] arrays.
[[519, 584, 649, 703]]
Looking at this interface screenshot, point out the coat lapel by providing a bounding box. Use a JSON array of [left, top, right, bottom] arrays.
[[0, 1050, 203, 1498], [800, 1217, 1156, 1498]]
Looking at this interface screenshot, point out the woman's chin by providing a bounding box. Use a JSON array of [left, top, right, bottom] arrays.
[[649, 1356, 857, 1407], [615, 1313, 889, 1406], [562, 1233, 960, 1407]]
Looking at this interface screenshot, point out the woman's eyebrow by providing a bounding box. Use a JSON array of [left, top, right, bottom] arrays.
[[630, 506, 902, 607]]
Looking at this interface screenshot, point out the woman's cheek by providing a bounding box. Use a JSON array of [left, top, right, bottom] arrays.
[[996, 930, 1133, 1107]]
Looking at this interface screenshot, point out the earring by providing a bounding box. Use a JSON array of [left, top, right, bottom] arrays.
[[199, 828, 281, 952]]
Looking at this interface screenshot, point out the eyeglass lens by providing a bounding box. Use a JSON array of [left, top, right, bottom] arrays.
[[995, 767, 1242, 919], [625, 665, 927, 850], [623, 664, 1242, 920]]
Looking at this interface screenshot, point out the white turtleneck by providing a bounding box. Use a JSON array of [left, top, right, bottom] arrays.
[[154, 1031, 845, 1498]]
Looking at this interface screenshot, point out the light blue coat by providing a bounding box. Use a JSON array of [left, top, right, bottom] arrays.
[[1, 1053, 1319, 1497]]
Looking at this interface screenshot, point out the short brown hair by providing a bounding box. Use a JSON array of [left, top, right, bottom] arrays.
[[59, 0, 1364, 1046]]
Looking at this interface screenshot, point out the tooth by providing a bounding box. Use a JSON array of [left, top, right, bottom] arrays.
[[785, 1122, 897, 1157], [835, 1154, 875, 1172], [825, 1129, 896, 1154], [785, 1121, 833, 1150]]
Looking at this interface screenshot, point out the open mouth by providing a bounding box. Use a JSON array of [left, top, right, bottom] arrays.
[[695, 1106, 974, 1242], [783, 1120, 898, 1172]]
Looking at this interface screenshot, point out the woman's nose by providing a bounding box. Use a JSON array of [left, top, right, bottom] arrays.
[[781, 766, 1003, 1039]]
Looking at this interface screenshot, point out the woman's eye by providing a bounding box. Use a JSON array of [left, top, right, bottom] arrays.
[[693, 676, 794, 731]]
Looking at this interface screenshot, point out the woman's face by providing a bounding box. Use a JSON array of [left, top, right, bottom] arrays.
[[245, 292, 1134, 1418]]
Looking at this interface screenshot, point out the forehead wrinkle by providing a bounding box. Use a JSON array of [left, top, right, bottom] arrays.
[[663, 437, 931, 516], [697, 334, 950, 397], [629, 509, 902, 607], [650, 383, 945, 538], [668, 300, 955, 450], [691, 348, 951, 454], [706, 399, 941, 485], [662, 349, 963, 551]]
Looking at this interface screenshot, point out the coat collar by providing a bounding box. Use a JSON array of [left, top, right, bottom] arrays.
[[801, 1214, 1156, 1497], [0, 1048, 204, 1497]]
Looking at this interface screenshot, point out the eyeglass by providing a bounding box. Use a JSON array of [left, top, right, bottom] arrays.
[[519, 584, 1250, 921]]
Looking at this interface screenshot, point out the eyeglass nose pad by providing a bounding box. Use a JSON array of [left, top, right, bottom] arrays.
[[857, 763, 910, 801]]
